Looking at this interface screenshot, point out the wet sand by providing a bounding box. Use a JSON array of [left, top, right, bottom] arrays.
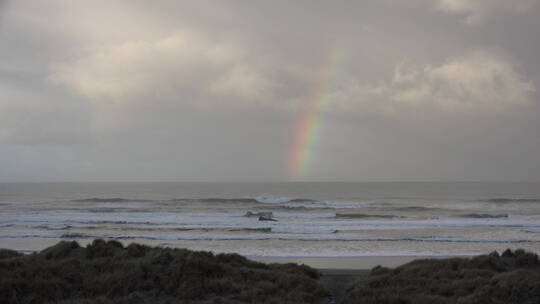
[[253, 257, 419, 303], [252, 255, 462, 269], [254, 256, 473, 303], [318, 269, 370, 303]]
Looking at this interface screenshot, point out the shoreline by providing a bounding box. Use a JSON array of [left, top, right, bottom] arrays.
[[251, 254, 475, 269], [12, 244, 476, 269], [10, 241, 478, 269]]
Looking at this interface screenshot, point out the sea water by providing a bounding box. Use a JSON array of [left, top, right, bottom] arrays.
[[1, 182, 539, 257]]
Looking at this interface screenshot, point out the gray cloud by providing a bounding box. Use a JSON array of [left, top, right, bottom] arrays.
[[435, 0, 540, 25], [50, 30, 272, 105], [330, 49, 535, 114], [0, 0, 539, 182]]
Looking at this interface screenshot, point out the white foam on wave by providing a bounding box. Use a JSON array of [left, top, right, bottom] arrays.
[[180, 212, 246, 217], [322, 201, 372, 208], [92, 202, 156, 208], [178, 212, 336, 219], [2, 211, 253, 225], [4, 218, 540, 230], [425, 202, 491, 211], [509, 215, 540, 220], [4, 211, 540, 232], [0, 211, 339, 226], [273, 212, 336, 219], [152, 218, 540, 230], [439, 214, 540, 220], [522, 229, 540, 233], [254, 196, 296, 204], [0, 232, 59, 239], [270, 227, 338, 234], [289, 201, 372, 209], [1, 232, 534, 244], [30, 224, 71, 230]]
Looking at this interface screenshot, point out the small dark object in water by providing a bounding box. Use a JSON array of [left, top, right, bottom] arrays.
[[245, 211, 273, 218], [259, 216, 278, 221]]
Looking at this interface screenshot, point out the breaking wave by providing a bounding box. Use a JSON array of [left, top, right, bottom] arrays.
[[69, 196, 365, 207], [254, 197, 317, 204], [273, 212, 336, 219], [175, 197, 319, 204], [522, 229, 540, 234], [456, 214, 508, 219], [71, 198, 152, 203], [389, 206, 439, 212], [186, 211, 337, 219], [336, 213, 401, 219], [484, 198, 540, 203], [301, 201, 372, 209], [270, 228, 338, 234], [31, 224, 72, 230], [61, 233, 91, 238], [4, 212, 540, 229], [0, 232, 535, 244]]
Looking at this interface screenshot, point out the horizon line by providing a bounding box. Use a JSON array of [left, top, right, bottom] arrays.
[[1, 180, 539, 184]]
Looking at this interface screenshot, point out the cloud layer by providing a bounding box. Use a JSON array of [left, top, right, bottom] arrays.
[[50, 30, 271, 105], [331, 50, 535, 115], [436, 0, 540, 25], [0, 1, 539, 181]]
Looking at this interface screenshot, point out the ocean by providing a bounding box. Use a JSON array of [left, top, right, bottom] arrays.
[[1, 182, 540, 257]]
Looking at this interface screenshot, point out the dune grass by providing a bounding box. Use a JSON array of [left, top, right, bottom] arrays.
[[0, 239, 329, 304], [341, 249, 540, 304]]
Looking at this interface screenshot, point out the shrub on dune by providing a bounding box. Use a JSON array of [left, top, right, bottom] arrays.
[[341, 249, 540, 304], [0, 248, 23, 259], [0, 239, 329, 304]]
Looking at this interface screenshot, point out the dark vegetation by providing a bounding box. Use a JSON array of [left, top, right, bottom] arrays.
[[342, 249, 540, 304], [0, 249, 23, 260], [0, 239, 329, 304]]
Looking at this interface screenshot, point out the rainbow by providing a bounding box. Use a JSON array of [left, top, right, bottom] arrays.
[[289, 47, 345, 180]]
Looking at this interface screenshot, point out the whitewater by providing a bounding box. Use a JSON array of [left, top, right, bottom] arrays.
[[1, 182, 540, 257]]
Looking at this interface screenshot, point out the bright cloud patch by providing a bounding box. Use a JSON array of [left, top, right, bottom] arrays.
[[437, 0, 539, 24], [50, 30, 270, 104], [331, 50, 535, 113]]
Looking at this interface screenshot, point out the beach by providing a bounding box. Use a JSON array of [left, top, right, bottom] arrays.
[[2, 182, 540, 302], [258, 256, 469, 303], [318, 269, 370, 303], [254, 255, 457, 269]]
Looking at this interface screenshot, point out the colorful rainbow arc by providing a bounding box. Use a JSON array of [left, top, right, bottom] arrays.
[[289, 47, 345, 180]]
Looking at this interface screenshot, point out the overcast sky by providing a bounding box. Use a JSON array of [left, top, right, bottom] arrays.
[[1, 0, 539, 182]]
